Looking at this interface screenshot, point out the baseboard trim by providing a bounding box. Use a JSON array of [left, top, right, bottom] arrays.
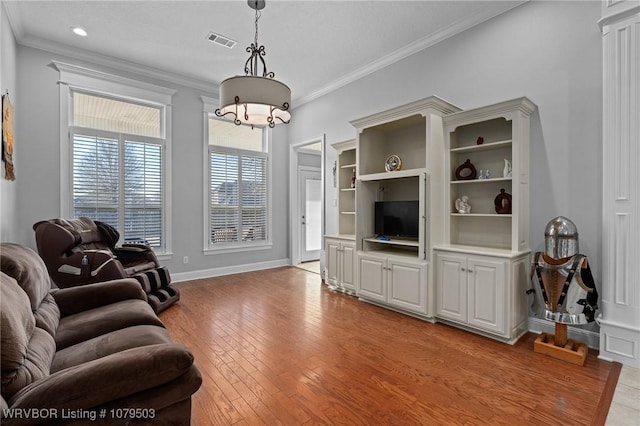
[[597, 318, 640, 368], [171, 258, 290, 283], [528, 317, 600, 349]]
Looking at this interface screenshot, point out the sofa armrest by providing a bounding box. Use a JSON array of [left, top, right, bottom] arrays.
[[52, 278, 147, 316], [7, 344, 195, 417]]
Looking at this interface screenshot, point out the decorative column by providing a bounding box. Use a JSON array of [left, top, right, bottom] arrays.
[[598, 0, 640, 368]]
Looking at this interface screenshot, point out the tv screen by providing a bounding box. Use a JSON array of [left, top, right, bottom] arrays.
[[374, 201, 419, 239]]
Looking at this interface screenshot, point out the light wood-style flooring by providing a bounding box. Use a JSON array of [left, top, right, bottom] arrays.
[[160, 267, 620, 425]]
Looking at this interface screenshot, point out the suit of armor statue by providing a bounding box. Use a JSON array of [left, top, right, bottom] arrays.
[[528, 216, 598, 324]]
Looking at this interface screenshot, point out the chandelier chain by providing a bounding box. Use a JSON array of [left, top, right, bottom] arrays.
[[254, 7, 260, 47]]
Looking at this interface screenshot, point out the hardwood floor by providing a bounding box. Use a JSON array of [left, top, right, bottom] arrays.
[[160, 267, 620, 425]]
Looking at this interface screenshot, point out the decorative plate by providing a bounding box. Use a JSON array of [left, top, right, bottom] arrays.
[[385, 154, 402, 172]]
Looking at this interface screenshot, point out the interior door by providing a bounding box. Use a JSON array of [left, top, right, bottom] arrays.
[[299, 168, 321, 262]]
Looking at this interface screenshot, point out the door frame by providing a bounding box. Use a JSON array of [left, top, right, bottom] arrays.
[[289, 135, 325, 269], [298, 166, 322, 262]]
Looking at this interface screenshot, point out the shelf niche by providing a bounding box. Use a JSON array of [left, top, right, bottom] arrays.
[[442, 97, 536, 254], [357, 114, 426, 176]]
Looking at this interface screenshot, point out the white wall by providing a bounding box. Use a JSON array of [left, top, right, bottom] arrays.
[[0, 2, 18, 242], [291, 1, 602, 329], [11, 46, 290, 275]]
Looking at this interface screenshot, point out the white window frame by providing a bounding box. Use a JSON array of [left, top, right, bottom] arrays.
[[201, 96, 273, 254], [53, 61, 175, 258]]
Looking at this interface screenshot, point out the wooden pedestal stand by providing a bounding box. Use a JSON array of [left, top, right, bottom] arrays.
[[534, 322, 587, 366]]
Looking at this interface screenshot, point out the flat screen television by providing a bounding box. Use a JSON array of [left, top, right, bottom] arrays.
[[374, 200, 419, 240]]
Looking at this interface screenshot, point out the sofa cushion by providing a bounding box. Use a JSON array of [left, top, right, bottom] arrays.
[[1, 273, 35, 370], [1, 274, 55, 399], [0, 244, 61, 335], [8, 344, 196, 413], [33, 294, 61, 337], [51, 325, 172, 373], [0, 244, 54, 312], [55, 299, 165, 350]]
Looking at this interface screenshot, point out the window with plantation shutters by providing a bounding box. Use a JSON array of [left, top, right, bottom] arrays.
[[70, 91, 166, 250], [208, 118, 269, 249], [72, 134, 120, 226]]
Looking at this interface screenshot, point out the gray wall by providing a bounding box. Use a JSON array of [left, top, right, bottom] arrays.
[[2, 1, 603, 293], [10, 46, 290, 275], [0, 2, 18, 242], [292, 1, 602, 286]]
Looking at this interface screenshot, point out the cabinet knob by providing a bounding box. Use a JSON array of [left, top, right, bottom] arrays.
[[461, 267, 466, 272]]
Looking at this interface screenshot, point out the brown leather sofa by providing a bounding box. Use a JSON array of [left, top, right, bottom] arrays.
[[33, 217, 179, 313], [0, 243, 201, 425]]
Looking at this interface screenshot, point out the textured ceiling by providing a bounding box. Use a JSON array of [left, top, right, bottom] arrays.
[[4, 0, 526, 105]]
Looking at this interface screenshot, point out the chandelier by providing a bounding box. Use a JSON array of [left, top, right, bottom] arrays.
[[215, 0, 291, 128]]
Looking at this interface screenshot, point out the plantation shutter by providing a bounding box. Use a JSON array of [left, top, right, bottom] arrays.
[[124, 141, 163, 246], [210, 151, 240, 243], [207, 117, 268, 248], [72, 134, 120, 226], [69, 90, 168, 252], [241, 155, 267, 241]]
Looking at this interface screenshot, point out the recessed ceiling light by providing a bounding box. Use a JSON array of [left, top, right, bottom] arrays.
[[72, 27, 87, 37]]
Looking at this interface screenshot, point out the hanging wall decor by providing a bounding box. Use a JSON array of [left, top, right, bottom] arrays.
[[2, 92, 16, 181]]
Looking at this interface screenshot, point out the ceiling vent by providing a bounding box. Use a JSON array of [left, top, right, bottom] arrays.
[[207, 32, 237, 49]]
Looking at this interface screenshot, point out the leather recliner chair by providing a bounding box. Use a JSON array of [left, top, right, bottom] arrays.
[[0, 243, 201, 425], [33, 217, 179, 313]]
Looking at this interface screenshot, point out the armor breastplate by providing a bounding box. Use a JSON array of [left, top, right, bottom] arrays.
[[529, 252, 598, 324]]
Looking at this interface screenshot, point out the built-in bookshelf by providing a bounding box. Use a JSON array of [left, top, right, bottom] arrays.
[[434, 97, 536, 343], [350, 96, 460, 317]]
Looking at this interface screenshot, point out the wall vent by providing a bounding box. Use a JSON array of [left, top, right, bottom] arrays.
[[207, 32, 237, 49]]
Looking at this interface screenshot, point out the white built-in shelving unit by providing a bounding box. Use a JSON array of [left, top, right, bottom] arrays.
[[434, 97, 536, 343], [351, 96, 461, 317], [324, 96, 537, 345], [325, 140, 357, 295]]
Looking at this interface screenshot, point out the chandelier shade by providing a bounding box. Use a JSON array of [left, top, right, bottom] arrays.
[[215, 0, 291, 128], [217, 76, 291, 127]]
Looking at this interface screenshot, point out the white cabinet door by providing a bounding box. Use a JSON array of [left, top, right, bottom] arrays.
[[388, 260, 427, 314], [467, 257, 506, 335], [436, 252, 467, 323], [325, 239, 340, 286], [358, 254, 386, 302], [341, 242, 356, 291]]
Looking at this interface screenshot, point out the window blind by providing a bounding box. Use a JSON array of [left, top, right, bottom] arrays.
[[71, 132, 164, 248], [209, 150, 267, 245], [72, 134, 120, 227], [124, 141, 163, 246]]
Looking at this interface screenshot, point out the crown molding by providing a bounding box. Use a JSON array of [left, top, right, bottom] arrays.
[[51, 60, 177, 101], [350, 95, 462, 131], [18, 34, 218, 96], [295, 1, 528, 107], [2, 1, 24, 40], [4, 0, 527, 107], [442, 97, 537, 130], [598, 3, 640, 29]]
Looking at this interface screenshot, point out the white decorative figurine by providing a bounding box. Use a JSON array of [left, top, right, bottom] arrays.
[[503, 159, 512, 178], [455, 195, 471, 214]]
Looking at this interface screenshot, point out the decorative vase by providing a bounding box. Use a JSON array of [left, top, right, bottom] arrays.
[[503, 159, 512, 178], [494, 189, 512, 214], [455, 159, 477, 180]]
